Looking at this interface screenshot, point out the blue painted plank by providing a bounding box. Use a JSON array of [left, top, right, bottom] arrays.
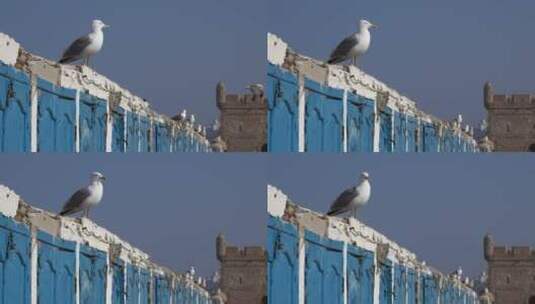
[[126, 264, 140, 304], [379, 109, 393, 152], [79, 93, 106, 152], [267, 64, 298, 152], [126, 112, 140, 152], [79, 245, 106, 304], [0, 64, 31, 152], [155, 123, 170, 152], [379, 262, 392, 304], [111, 107, 125, 152], [155, 275, 171, 304], [267, 216, 299, 304], [139, 269, 151, 304], [347, 94, 374, 152], [394, 112, 407, 152], [37, 79, 76, 152], [0, 214, 31, 304], [113, 260, 125, 304], [37, 231, 76, 304], [393, 265, 405, 304]]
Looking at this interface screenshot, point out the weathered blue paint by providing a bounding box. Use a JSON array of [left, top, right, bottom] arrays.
[[155, 123, 171, 152], [267, 64, 478, 153], [139, 269, 151, 304], [379, 262, 392, 304], [111, 106, 125, 152], [0, 64, 31, 152], [79, 92, 107, 152], [347, 95, 374, 152], [113, 260, 125, 304], [423, 275, 438, 304], [126, 112, 140, 152], [393, 265, 405, 304], [37, 231, 76, 304], [422, 123, 438, 152], [268, 216, 477, 304], [37, 78, 76, 152], [393, 112, 407, 152], [155, 275, 171, 304], [0, 62, 211, 153], [267, 216, 299, 304], [0, 214, 31, 304], [79, 245, 106, 304], [126, 264, 140, 304], [267, 64, 298, 152], [379, 109, 393, 152]]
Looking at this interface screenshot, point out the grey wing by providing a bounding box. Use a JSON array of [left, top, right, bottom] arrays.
[[328, 35, 359, 64], [60, 187, 91, 216], [327, 187, 359, 216], [59, 35, 92, 63]]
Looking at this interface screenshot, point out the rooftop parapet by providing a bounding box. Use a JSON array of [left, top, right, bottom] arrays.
[[268, 184, 478, 294], [267, 32, 475, 140], [0, 184, 212, 296]]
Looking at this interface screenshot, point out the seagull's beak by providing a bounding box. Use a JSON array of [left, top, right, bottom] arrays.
[[371, 23, 377, 29], [101, 176, 106, 181], [104, 24, 110, 28]]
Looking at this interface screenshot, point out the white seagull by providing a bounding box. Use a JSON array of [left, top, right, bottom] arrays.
[[327, 172, 371, 218], [60, 172, 106, 218], [328, 19, 376, 66], [59, 19, 110, 66]]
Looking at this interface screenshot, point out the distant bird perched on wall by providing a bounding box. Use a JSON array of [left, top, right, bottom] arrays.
[[327, 172, 371, 218], [247, 84, 265, 96], [60, 172, 105, 218], [59, 19, 110, 66], [328, 19, 376, 66]]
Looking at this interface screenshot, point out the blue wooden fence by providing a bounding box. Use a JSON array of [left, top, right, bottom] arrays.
[[267, 214, 479, 304], [0, 212, 214, 304], [267, 63, 478, 153], [0, 62, 211, 153]]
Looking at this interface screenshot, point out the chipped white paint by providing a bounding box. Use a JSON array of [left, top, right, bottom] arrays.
[[76, 242, 81, 304], [342, 241, 348, 304], [298, 231, 305, 304], [30, 76, 38, 152], [123, 262, 128, 304], [267, 33, 288, 66], [297, 71, 306, 152], [105, 100, 112, 153], [373, 101, 380, 152], [373, 254, 380, 304], [123, 113, 128, 152], [391, 113, 395, 152], [0, 33, 20, 66], [106, 251, 113, 304], [342, 89, 348, 153], [267, 185, 288, 217], [75, 90, 80, 153], [30, 229, 38, 304], [0, 185, 19, 217]]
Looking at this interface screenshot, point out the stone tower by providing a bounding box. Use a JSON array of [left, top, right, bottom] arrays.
[[216, 82, 267, 152], [483, 82, 535, 151], [216, 234, 266, 304], [483, 234, 535, 303]]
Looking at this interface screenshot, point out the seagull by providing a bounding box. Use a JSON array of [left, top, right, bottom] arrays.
[[59, 19, 110, 66], [328, 19, 376, 66], [60, 172, 106, 218], [327, 172, 371, 218], [247, 84, 265, 96]]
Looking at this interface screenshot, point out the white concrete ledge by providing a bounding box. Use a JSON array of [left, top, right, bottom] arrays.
[[0, 33, 20, 66]]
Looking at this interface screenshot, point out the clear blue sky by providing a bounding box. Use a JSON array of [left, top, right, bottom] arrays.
[[268, 0, 535, 128], [0, 155, 267, 278], [268, 154, 535, 279], [1, 0, 267, 125]]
